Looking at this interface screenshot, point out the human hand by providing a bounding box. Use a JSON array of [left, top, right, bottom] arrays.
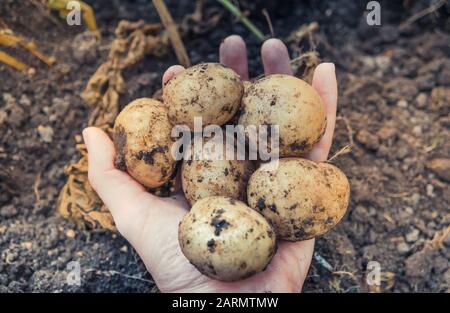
[[82, 35, 337, 292]]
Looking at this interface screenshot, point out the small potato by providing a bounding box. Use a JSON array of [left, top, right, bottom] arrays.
[[181, 139, 254, 206], [178, 196, 277, 281], [238, 74, 326, 157], [163, 63, 244, 129], [113, 98, 176, 188], [247, 158, 350, 241]]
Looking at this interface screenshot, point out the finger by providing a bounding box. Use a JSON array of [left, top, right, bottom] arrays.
[[219, 35, 249, 80], [306, 63, 337, 162], [82, 127, 157, 234], [281, 239, 315, 292], [261, 38, 293, 75], [162, 65, 185, 86]]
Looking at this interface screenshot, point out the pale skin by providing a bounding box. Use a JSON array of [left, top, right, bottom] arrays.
[[82, 36, 338, 292]]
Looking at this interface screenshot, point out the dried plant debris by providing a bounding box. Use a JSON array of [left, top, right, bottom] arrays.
[[0, 23, 56, 71], [405, 225, 450, 280], [291, 51, 321, 85], [286, 22, 321, 84], [287, 22, 319, 53], [57, 144, 115, 231], [153, 0, 190, 67], [0, 50, 28, 71], [178, 0, 222, 36], [82, 20, 165, 127]]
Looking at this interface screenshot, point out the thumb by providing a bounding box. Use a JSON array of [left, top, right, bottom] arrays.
[[82, 127, 154, 237]]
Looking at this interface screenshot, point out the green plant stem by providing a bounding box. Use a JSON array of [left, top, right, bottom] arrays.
[[216, 0, 266, 41]]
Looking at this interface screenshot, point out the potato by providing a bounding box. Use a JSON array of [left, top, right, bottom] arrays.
[[181, 139, 254, 206], [238, 74, 326, 157], [163, 63, 244, 129], [247, 158, 350, 241], [178, 196, 277, 281], [113, 98, 176, 188]]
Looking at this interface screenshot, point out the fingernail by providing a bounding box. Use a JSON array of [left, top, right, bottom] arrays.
[[262, 38, 284, 48], [82, 128, 90, 146], [224, 35, 242, 43], [325, 62, 335, 72]]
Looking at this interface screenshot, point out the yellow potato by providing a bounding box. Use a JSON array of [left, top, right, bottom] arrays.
[[163, 63, 244, 129], [181, 139, 254, 206], [238, 74, 326, 157], [113, 98, 176, 188], [247, 158, 350, 241], [178, 196, 277, 281]]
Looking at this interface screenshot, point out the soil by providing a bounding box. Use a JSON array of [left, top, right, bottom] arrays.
[[1, 0, 449, 292]]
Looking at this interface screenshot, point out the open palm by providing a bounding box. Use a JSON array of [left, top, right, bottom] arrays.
[[83, 36, 337, 292]]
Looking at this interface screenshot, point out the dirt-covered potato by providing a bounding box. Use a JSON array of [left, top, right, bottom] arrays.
[[181, 139, 254, 205], [238, 74, 326, 157], [163, 63, 244, 129], [178, 196, 277, 281], [113, 98, 176, 188], [247, 158, 350, 241]]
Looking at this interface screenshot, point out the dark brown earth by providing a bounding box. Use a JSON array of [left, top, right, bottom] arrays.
[[0, 0, 449, 292]]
